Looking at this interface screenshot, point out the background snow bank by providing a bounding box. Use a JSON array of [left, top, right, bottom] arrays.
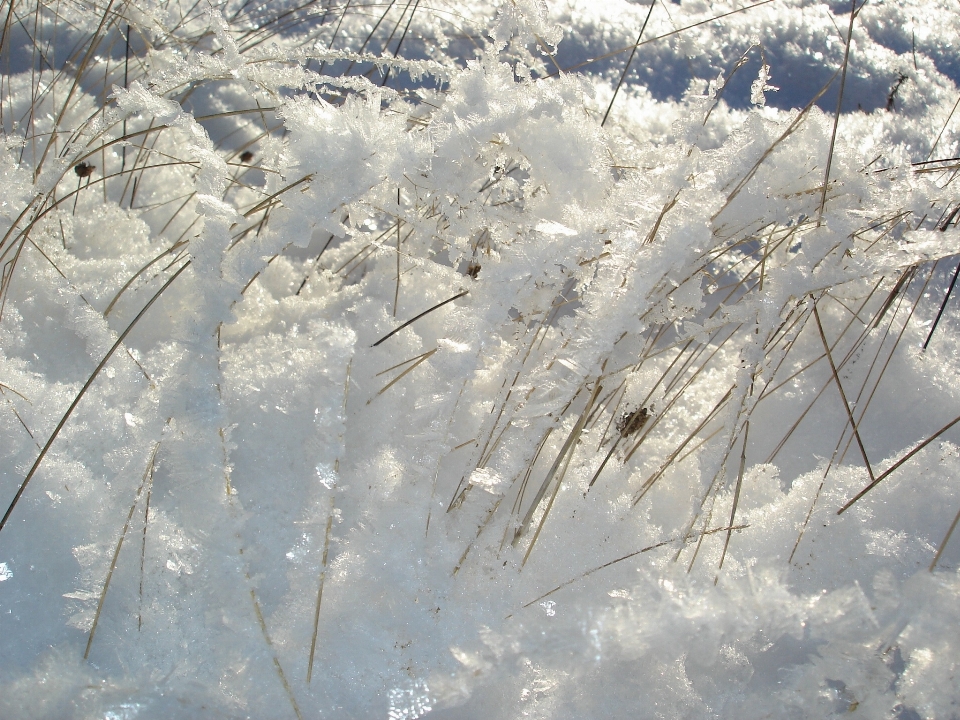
[[0, 0, 959, 717]]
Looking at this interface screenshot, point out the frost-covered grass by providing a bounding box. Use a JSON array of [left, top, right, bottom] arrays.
[[1, 0, 960, 717]]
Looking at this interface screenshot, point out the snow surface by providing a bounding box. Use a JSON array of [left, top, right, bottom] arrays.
[[1, 0, 960, 717]]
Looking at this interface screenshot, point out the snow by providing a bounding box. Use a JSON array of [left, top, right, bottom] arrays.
[[1, 0, 960, 717]]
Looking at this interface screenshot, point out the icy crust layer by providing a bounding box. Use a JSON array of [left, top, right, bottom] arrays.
[[0, 0, 959, 718]]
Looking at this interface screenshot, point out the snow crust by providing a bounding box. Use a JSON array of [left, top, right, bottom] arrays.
[[1, 0, 960, 717]]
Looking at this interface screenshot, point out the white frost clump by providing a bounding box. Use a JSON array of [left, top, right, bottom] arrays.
[[750, 61, 778, 106], [0, 1, 959, 719]]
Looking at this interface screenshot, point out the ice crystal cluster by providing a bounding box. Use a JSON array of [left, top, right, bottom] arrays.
[[1, 0, 960, 717]]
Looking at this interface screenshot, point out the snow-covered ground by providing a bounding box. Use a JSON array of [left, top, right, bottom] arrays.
[[1, 0, 959, 717]]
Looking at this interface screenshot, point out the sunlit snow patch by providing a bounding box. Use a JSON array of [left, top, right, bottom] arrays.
[[387, 680, 433, 720], [534, 220, 577, 236]]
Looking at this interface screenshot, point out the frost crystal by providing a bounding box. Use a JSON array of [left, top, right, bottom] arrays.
[[750, 63, 779, 106]]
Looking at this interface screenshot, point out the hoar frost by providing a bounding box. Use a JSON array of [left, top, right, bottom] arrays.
[[0, 0, 959, 719]]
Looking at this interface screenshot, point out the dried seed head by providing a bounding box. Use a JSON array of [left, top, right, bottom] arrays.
[[616, 407, 649, 438], [74, 162, 95, 178]]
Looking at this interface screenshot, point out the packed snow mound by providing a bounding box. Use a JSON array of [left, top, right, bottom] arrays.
[[0, 1, 959, 718]]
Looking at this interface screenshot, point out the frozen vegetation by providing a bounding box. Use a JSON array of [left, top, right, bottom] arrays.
[[1, 0, 960, 717]]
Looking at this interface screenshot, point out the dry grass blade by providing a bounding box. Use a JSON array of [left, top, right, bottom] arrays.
[[682, 376, 763, 572], [73, 109, 279, 169], [515, 381, 602, 565], [517, 524, 750, 612], [873, 267, 916, 329], [834, 271, 934, 469], [622, 324, 741, 467], [344, 0, 397, 75], [922, 258, 960, 350], [644, 191, 681, 245], [375, 348, 436, 377], [555, 0, 778, 76], [381, 0, 421, 87], [27, 236, 152, 379], [33, 0, 118, 180], [425, 375, 473, 536], [838, 412, 960, 514], [0, 193, 41, 257], [927, 93, 960, 161], [238, 174, 314, 221], [394, 188, 402, 315], [817, 0, 858, 224], [0, 383, 33, 405], [786, 279, 922, 559], [11, 160, 196, 258], [0, 260, 191, 536], [714, 69, 840, 221], [813, 302, 875, 483], [632, 388, 732, 507], [104, 240, 190, 317], [307, 496, 335, 683], [0, 382, 38, 445], [504, 427, 553, 552], [930, 504, 960, 571], [317, 0, 353, 73], [717, 421, 749, 572], [587, 439, 621, 491], [703, 44, 760, 127], [453, 497, 501, 576], [296, 233, 335, 295], [788, 287, 913, 558], [762, 285, 889, 463], [85, 442, 160, 659], [601, 0, 655, 127], [0, 0, 14, 58], [249, 587, 304, 720], [789, 460, 831, 564], [137, 441, 159, 631], [369, 348, 437, 401], [371, 289, 468, 347], [0, 236, 27, 325]]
